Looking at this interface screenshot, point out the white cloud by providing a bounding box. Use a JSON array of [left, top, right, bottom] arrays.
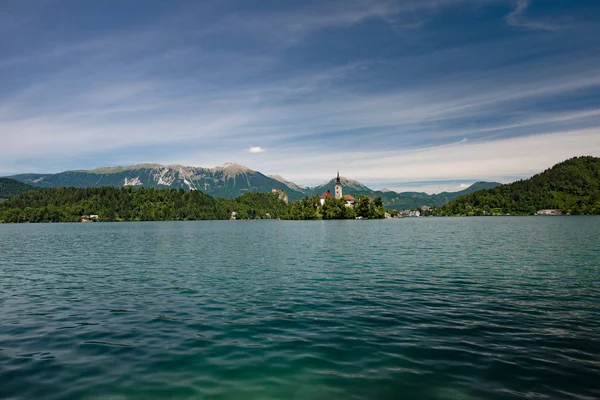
[[247, 146, 266, 154]]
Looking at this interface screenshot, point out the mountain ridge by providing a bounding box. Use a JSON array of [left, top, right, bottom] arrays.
[[6, 163, 501, 209]]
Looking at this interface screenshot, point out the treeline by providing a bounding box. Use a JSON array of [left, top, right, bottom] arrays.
[[0, 187, 288, 223], [427, 156, 600, 216], [0, 187, 388, 223]]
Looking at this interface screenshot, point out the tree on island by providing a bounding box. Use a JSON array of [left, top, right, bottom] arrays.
[[370, 196, 385, 219], [355, 195, 371, 218], [321, 198, 357, 219]]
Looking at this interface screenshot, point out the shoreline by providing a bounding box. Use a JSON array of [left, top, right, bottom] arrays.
[[2, 214, 598, 225]]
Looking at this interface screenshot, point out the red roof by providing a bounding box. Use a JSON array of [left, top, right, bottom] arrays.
[[343, 194, 356, 201], [320, 190, 333, 199]]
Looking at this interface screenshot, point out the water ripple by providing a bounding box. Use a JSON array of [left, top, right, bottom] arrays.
[[1, 218, 599, 399]]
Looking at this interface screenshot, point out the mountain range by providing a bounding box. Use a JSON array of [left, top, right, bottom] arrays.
[[6, 163, 500, 209]]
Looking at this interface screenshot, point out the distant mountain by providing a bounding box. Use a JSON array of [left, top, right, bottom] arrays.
[[309, 177, 372, 196], [307, 177, 500, 210], [437, 156, 600, 215], [424, 181, 502, 206], [8, 163, 500, 209], [0, 178, 34, 200], [269, 175, 307, 193], [10, 163, 307, 201], [453, 181, 500, 194], [377, 182, 502, 210]]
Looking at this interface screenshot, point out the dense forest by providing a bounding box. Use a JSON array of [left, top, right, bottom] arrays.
[[428, 156, 600, 216], [0, 186, 387, 223], [0, 178, 35, 200]]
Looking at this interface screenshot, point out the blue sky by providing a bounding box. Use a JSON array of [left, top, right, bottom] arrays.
[[1, 0, 600, 192]]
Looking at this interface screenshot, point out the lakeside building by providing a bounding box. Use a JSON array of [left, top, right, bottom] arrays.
[[400, 210, 421, 217], [343, 194, 356, 208], [536, 209, 562, 216], [320, 190, 333, 206]]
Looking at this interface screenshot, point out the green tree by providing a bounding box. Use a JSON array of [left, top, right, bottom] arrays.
[[369, 196, 385, 219], [356, 195, 371, 218]]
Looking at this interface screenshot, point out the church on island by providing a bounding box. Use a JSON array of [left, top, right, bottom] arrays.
[[320, 172, 356, 208]]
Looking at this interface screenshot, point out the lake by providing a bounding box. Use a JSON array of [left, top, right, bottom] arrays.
[[1, 218, 599, 399]]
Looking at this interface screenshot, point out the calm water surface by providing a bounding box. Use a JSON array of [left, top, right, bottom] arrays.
[[1, 218, 599, 399]]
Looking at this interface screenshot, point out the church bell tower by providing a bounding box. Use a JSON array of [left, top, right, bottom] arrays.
[[335, 171, 343, 200]]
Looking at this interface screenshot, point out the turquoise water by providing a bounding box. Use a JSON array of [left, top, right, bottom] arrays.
[[1, 218, 599, 400]]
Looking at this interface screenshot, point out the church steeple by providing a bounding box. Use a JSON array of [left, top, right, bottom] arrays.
[[335, 171, 342, 199]]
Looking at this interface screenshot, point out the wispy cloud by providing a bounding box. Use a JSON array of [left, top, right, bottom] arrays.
[[199, 0, 480, 47], [0, 0, 599, 184], [506, 0, 569, 31]]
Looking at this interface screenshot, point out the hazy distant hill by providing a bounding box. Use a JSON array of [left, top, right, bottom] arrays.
[[425, 181, 502, 206], [0, 178, 34, 200], [310, 178, 501, 209], [8, 163, 500, 209], [437, 156, 600, 215]]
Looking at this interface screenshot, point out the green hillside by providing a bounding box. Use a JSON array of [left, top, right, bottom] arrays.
[[0, 178, 34, 199], [433, 156, 600, 216]]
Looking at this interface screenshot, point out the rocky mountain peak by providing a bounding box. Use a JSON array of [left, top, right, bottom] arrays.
[[215, 162, 252, 174], [269, 175, 307, 191]]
